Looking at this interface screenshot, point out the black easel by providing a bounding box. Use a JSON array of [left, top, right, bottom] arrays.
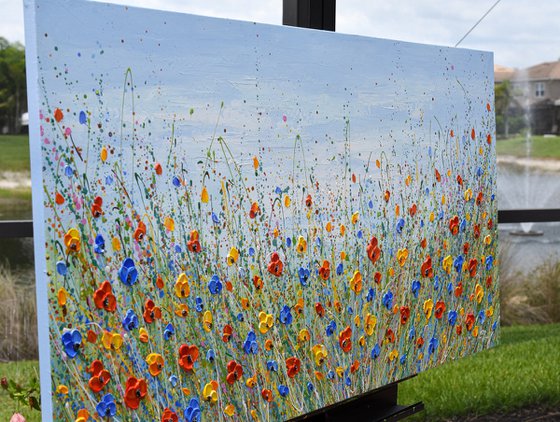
[[281, 1, 425, 420]]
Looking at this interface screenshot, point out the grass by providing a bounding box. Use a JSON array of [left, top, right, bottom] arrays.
[[0, 361, 41, 422], [399, 323, 560, 421], [0, 135, 30, 173], [1, 325, 558, 421], [496, 134, 560, 159]]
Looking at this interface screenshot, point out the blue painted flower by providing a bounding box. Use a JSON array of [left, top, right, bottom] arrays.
[[118, 258, 138, 286], [382, 290, 393, 310], [307, 382, 314, 393], [286, 237, 292, 247], [94, 234, 105, 254], [211, 212, 220, 224], [485, 255, 493, 270], [206, 349, 215, 363], [409, 327, 415, 341], [64, 165, 73, 177], [454, 255, 464, 273], [79, 110, 87, 125], [105, 175, 114, 185], [174, 245, 182, 253], [396, 218, 405, 233], [279, 305, 293, 325], [298, 267, 310, 286], [371, 343, 381, 359], [400, 354, 407, 365], [345, 376, 351, 386], [96, 393, 116, 418], [446, 310, 457, 326], [460, 219, 467, 232], [433, 276, 440, 291], [478, 310, 486, 324], [267, 360, 278, 372], [122, 309, 139, 331], [326, 320, 336, 337], [428, 337, 439, 355], [56, 261, 67, 276], [327, 370, 335, 380], [243, 331, 258, 355], [169, 375, 178, 387], [336, 262, 343, 276], [347, 306, 353, 315], [236, 312, 244, 322], [208, 275, 222, 295], [368, 200, 374, 209], [278, 384, 289, 397], [366, 288, 375, 302], [195, 297, 203, 312], [447, 282, 453, 295], [172, 176, 181, 187], [438, 209, 444, 220], [61, 328, 82, 358], [357, 230, 363, 239], [164, 323, 175, 340], [248, 247, 255, 257], [184, 397, 201, 422]]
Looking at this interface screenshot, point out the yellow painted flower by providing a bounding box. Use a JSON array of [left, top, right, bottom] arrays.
[[335, 366, 344, 378], [443, 255, 453, 274], [311, 344, 328, 366], [340, 224, 346, 236], [111, 236, 121, 251], [364, 313, 377, 336], [56, 384, 68, 394], [164, 216, 175, 231], [146, 353, 164, 376], [350, 270, 362, 294], [429, 212, 435, 222], [486, 306, 494, 317], [464, 188, 473, 202], [250, 409, 258, 421], [258, 311, 274, 334], [174, 273, 190, 298], [389, 349, 399, 361], [388, 267, 395, 277], [203, 310, 213, 332], [57, 288, 68, 306], [351, 211, 359, 224], [224, 404, 236, 416], [473, 326, 479, 337], [227, 246, 239, 266], [246, 375, 257, 388], [354, 314, 360, 328], [139, 327, 149, 343], [423, 299, 434, 320], [298, 329, 310, 343], [326, 221, 333, 232], [100, 146, 108, 162], [340, 250, 346, 260], [397, 248, 408, 267], [102, 331, 123, 350], [64, 228, 81, 253], [475, 283, 484, 304], [484, 235, 492, 245], [358, 335, 365, 347], [284, 195, 291, 208], [201, 186, 209, 203], [202, 380, 218, 404], [296, 236, 307, 254]]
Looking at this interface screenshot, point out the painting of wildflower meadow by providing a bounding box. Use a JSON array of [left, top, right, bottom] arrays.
[[25, 0, 498, 420]]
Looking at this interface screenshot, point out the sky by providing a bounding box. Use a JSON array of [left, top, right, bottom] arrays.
[[2, 0, 559, 69]]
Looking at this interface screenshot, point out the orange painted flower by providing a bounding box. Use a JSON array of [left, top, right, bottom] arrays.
[[124, 376, 147, 409], [55, 192, 65, 205], [468, 258, 478, 277], [350, 270, 362, 294], [473, 224, 481, 239], [374, 271, 382, 285], [161, 408, 178, 422], [476, 191, 484, 206], [471, 128, 476, 140], [154, 163, 163, 176], [338, 326, 352, 353], [187, 230, 201, 253], [93, 281, 116, 312], [54, 108, 64, 122], [133, 221, 146, 242], [409, 203, 417, 217], [286, 357, 301, 378], [253, 275, 264, 291], [226, 360, 243, 385], [449, 215, 459, 235], [261, 388, 273, 402], [465, 313, 475, 331], [318, 260, 330, 280], [421, 255, 433, 278], [454, 282, 463, 298], [249, 202, 261, 219], [400, 306, 410, 325], [315, 302, 325, 318], [384, 190, 390, 202], [305, 194, 312, 207], [267, 252, 283, 277], [222, 324, 233, 342], [143, 299, 162, 324], [87, 360, 110, 393], [384, 328, 396, 344], [178, 344, 199, 372], [435, 168, 441, 182], [91, 196, 103, 218], [350, 360, 360, 374], [146, 353, 164, 376], [366, 236, 381, 265], [64, 228, 81, 253], [434, 300, 446, 319]]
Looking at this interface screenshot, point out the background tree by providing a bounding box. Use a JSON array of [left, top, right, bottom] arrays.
[[0, 37, 27, 134]]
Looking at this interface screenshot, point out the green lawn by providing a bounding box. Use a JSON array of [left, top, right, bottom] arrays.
[[399, 323, 560, 421], [496, 134, 560, 159], [0, 360, 41, 422], [1, 324, 559, 421], [0, 135, 30, 173]]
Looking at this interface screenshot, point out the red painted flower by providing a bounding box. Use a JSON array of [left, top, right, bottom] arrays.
[[315, 302, 325, 318], [143, 299, 162, 324], [338, 326, 352, 353], [253, 275, 263, 291], [267, 252, 283, 277], [421, 255, 433, 278], [124, 376, 147, 409], [416, 337, 424, 348], [473, 224, 481, 239], [476, 191, 484, 206], [93, 281, 116, 312], [305, 194, 312, 207], [487, 218, 493, 229], [91, 196, 103, 218], [486, 276, 493, 288], [456, 325, 463, 335], [261, 388, 273, 402], [222, 324, 233, 342], [350, 360, 360, 374], [318, 260, 330, 280], [465, 313, 475, 331], [435, 168, 441, 182], [468, 258, 478, 277], [385, 328, 395, 344], [449, 215, 459, 235], [374, 271, 382, 284], [161, 408, 178, 422], [454, 282, 463, 298], [286, 357, 301, 378], [133, 221, 146, 242], [400, 306, 410, 325], [187, 230, 201, 253], [463, 242, 470, 255], [409, 203, 417, 217], [434, 300, 446, 319], [456, 174, 463, 186], [178, 344, 199, 372], [154, 163, 163, 176], [226, 360, 243, 385], [249, 202, 261, 219], [87, 360, 110, 393], [366, 236, 381, 265]]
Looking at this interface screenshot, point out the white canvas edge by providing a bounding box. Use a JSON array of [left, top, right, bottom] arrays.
[[23, 0, 54, 419]]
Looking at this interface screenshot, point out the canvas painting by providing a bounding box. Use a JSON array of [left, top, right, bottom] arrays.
[[24, 0, 498, 420]]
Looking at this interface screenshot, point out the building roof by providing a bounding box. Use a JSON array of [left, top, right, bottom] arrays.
[[512, 61, 560, 81], [494, 64, 515, 83]]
